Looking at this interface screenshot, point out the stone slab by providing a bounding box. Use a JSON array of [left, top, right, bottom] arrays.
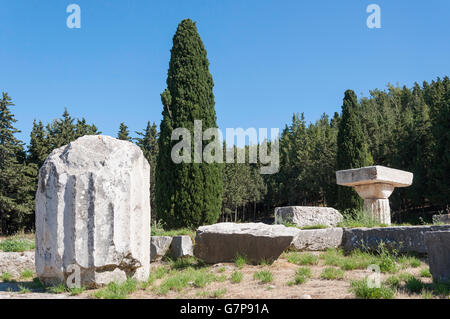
[[336, 165, 413, 187], [194, 223, 300, 264], [424, 231, 450, 283], [274, 206, 343, 227], [150, 236, 173, 262], [291, 228, 344, 251]]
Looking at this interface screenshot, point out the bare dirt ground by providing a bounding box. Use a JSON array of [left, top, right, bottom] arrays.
[[0, 251, 441, 299]]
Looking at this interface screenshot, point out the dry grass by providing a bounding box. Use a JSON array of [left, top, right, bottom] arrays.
[[1, 249, 448, 299]]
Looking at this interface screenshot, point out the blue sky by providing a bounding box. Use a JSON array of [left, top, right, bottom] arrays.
[[1, 0, 449, 144]]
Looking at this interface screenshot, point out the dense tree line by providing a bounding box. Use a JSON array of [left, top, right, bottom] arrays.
[[0, 75, 448, 234]]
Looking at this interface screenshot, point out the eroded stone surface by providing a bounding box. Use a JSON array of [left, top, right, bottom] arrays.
[[170, 236, 194, 259], [424, 231, 450, 283], [342, 225, 450, 253], [150, 236, 173, 262], [291, 228, 344, 251], [194, 223, 300, 264], [35, 135, 151, 287], [336, 166, 413, 187], [274, 206, 343, 227]]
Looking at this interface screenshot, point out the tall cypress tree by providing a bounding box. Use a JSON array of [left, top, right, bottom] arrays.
[[0, 93, 36, 234], [28, 120, 48, 169], [156, 19, 223, 229], [336, 90, 373, 212]]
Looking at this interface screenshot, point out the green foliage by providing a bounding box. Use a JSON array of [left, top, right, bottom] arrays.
[[93, 278, 139, 299], [419, 268, 431, 278], [20, 269, 34, 280], [117, 122, 132, 141], [253, 270, 273, 283], [320, 267, 345, 280], [286, 252, 319, 266], [337, 90, 373, 212], [231, 271, 243, 284], [350, 278, 395, 299], [156, 19, 223, 229], [337, 209, 387, 228], [135, 121, 159, 219], [0, 236, 35, 252], [404, 277, 424, 293], [0, 93, 37, 234], [157, 267, 218, 295], [151, 224, 196, 241], [233, 254, 248, 268], [210, 288, 227, 298], [0, 272, 13, 282], [288, 267, 312, 286]]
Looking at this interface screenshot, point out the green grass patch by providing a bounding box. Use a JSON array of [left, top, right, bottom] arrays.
[[0, 237, 35, 252], [350, 278, 395, 299], [300, 224, 329, 230], [231, 271, 243, 284], [286, 252, 319, 265], [20, 269, 34, 280], [398, 255, 421, 268], [157, 268, 218, 295], [210, 288, 227, 298], [0, 272, 13, 282], [18, 285, 31, 294], [338, 209, 388, 228], [47, 283, 67, 294], [233, 254, 248, 268], [288, 267, 311, 286], [419, 268, 431, 278], [93, 278, 138, 299], [405, 277, 424, 293], [320, 267, 345, 280], [253, 270, 273, 284]]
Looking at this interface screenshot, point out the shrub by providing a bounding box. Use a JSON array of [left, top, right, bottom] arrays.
[[405, 277, 424, 293]]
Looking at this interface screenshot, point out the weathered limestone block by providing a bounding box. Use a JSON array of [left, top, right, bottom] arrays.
[[275, 206, 343, 227], [336, 166, 413, 225], [291, 228, 344, 251], [150, 236, 173, 262], [342, 225, 450, 254], [35, 135, 151, 288], [433, 214, 450, 225], [194, 222, 300, 264], [424, 231, 450, 283], [169, 236, 194, 259]]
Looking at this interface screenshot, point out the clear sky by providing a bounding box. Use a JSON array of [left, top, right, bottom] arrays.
[[1, 0, 449, 144]]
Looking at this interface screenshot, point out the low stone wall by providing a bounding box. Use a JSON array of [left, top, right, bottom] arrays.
[[341, 225, 450, 254], [291, 228, 343, 251]]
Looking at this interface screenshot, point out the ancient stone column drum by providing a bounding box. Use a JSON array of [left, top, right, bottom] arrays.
[[35, 135, 151, 287]]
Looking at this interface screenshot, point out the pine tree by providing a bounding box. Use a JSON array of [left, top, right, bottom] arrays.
[[28, 120, 48, 169], [0, 93, 36, 234], [117, 122, 132, 141], [156, 19, 223, 229], [135, 121, 159, 221], [336, 90, 373, 212]]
